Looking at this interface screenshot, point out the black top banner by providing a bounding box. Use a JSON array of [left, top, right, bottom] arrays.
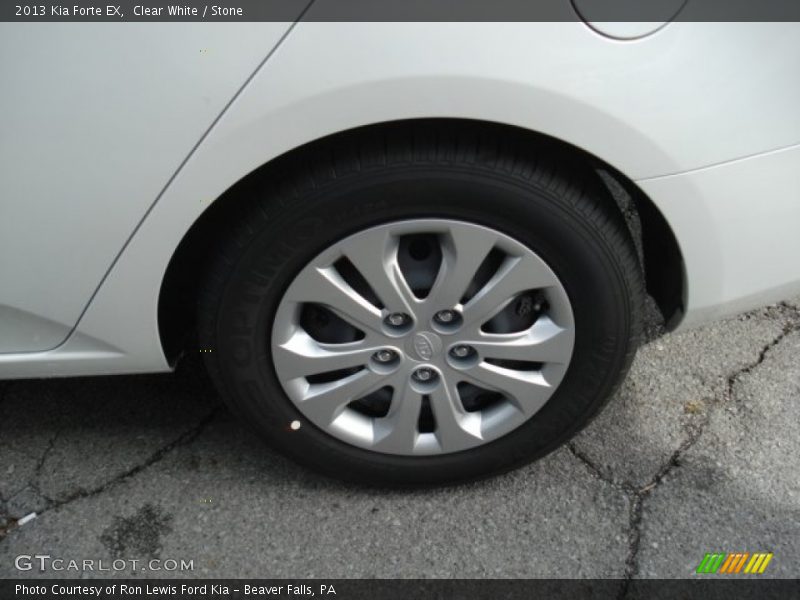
[[3, 0, 800, 22]]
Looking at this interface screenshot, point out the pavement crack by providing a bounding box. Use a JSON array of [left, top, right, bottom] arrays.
[[0, 491, 10, 542], [566, 443, 640, 596], [616, 304, 799, 596], [566, 442, 633, 493], [721, 309, 799, 405], [0, 408, 221, 542], [45, 408, 221, 510], [569, 432, 703, 597], [34, 430, 60, 479], [777, 300, 800, 320]]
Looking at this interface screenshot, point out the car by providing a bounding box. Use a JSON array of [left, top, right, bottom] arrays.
[[1, 20, 798, 485]]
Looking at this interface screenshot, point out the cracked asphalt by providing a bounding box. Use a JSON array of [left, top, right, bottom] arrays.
[[1, 297, 799, 585]]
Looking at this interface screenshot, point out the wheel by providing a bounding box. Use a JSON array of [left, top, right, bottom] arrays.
[[198, 124, 643, 485]]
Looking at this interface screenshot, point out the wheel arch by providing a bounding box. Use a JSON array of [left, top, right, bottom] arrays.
[[158, 119, 685, 364]]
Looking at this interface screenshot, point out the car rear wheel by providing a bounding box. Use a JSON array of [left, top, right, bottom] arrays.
[[198, 124, 643, 485]]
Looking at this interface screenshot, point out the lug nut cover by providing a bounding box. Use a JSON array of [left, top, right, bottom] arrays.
[[386, 312, 409, 327], [374, 349, 396, 363], [434, 309, 456, 323], [413, 368, 435, 382], [450, 345, 472, 358]]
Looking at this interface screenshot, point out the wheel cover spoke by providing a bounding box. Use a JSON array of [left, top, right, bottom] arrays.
[[286, 266, 384, 335], [342, 228, 418, 318], [427, 225, 497, 310], [295, 369, 386, 424], [466, 316, 572, 365], [372, 379, 424, 453], [460, 254, 558, 332], [429, 380, 484, 451], [461, 362, 553, 417], [272, 219, 575, 456], [273, 330, 383, 380]]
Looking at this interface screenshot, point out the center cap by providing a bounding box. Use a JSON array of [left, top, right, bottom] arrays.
[[406, 331, 443, 362]]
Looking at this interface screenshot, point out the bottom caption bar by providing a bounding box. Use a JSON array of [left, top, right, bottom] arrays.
[[3, 579, 799, 599]]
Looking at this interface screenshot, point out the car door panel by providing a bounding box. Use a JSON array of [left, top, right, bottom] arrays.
[[0, 22, 296, 352]]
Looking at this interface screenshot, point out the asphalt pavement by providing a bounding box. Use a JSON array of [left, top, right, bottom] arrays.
[[1, 296, 799, 583]]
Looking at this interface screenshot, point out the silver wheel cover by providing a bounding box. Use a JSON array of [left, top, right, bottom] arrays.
[[271, 219, 575, 456]]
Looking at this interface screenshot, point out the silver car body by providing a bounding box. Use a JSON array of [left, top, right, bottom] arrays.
[[1, 22, 798, 378]]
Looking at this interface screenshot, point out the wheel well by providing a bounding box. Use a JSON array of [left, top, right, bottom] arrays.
[[158, 119, 685, 364]]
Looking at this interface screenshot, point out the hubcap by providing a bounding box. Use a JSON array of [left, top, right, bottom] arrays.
[[271, 219, 575, 456]]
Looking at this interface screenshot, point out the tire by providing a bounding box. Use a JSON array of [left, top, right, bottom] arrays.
[[198, 123, 643, 486]]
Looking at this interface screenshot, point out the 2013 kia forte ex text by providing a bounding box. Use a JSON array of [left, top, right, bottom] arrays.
[[1, 22, 798, 485]]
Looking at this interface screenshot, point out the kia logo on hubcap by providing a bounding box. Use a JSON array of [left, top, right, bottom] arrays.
[[411, 332, 438, 361]]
